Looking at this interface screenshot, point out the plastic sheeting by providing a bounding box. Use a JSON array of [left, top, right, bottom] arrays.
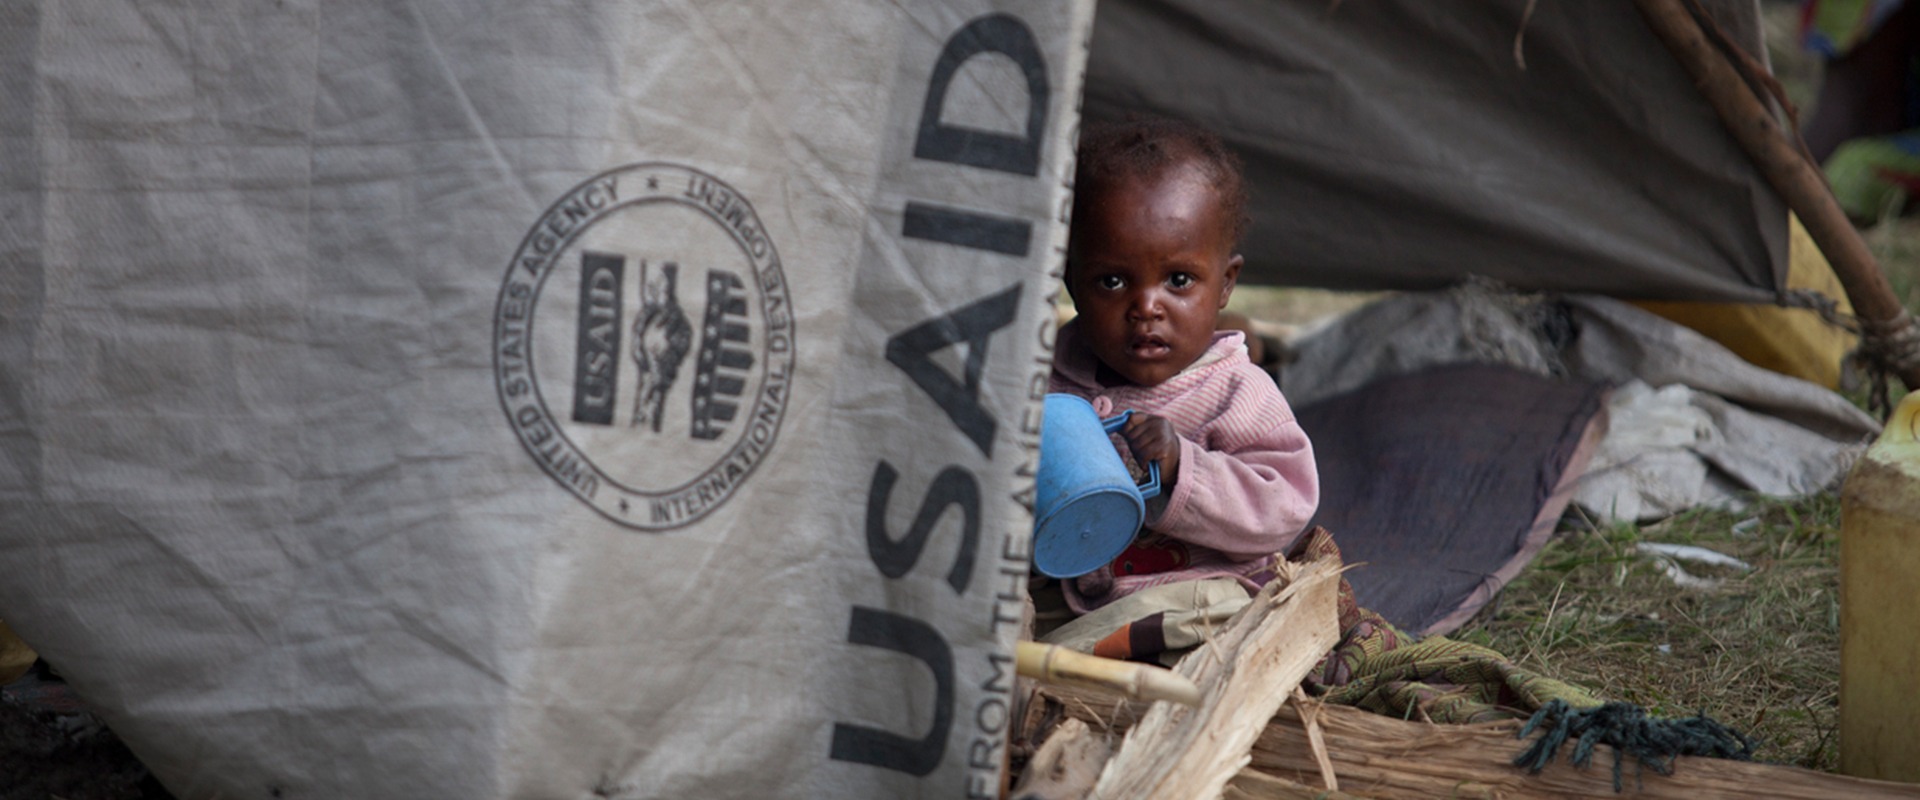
[[1084, 0, 1789, 302], [1570, 379, 1864, 522], [0, 1, 1091, 796]]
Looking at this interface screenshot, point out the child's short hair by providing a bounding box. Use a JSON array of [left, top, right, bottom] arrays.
[[1074, 118, 1250, 245]]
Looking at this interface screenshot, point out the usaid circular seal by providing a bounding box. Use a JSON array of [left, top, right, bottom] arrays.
[[493, 163, 795, 531]]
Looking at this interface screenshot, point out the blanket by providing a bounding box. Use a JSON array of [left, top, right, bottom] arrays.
[[1296, 363, 1609, 636]]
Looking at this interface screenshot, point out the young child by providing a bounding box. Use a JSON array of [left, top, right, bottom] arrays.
[[1052, 118, 1318, 613]]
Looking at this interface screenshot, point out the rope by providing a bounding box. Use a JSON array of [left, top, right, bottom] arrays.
[[1511, 699, 1755, 792], [1779, 290, 1920, 417], [1778, 288, 1858, 333], [1858, 310, 1920, 415]]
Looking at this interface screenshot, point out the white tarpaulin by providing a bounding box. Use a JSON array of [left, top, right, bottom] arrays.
[[0, 1, 1091, 796]]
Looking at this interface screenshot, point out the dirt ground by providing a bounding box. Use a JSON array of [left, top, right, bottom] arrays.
[[0, 698, 171, 800]]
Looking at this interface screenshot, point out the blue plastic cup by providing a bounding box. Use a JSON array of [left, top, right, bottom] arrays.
[[1032, 393, 1163, 578]]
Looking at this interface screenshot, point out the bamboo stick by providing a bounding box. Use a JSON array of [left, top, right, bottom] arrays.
[[1632, 0, 1920, 390], [1086, 556, 1343, 800], [1015, 642, 1202, 708]]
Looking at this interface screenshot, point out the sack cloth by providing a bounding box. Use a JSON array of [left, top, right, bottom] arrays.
[[0, 2, 1092, 796]]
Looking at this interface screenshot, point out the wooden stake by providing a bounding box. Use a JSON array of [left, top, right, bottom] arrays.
[[1086, 556, 1342, 800], [1633, 0, 1920, 391]]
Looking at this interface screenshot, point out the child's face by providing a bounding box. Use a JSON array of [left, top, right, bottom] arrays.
[[1067, 162, 1242, 387]]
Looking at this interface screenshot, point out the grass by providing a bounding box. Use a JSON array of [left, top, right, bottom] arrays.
[[1454, 498, 1846, 769]]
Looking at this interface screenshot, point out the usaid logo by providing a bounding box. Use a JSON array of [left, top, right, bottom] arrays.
[[494, 163, 795, 530]]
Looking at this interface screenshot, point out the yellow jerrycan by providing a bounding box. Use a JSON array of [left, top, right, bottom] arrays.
[[1841, 390, 1920, 782]]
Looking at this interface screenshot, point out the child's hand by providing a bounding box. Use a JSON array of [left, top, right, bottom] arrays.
[[1120, 412, 1182, 486]]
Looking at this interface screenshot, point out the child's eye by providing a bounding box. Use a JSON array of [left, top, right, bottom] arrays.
[[1168, 273, 1196, 289], [1097, 275, 1125, 291]]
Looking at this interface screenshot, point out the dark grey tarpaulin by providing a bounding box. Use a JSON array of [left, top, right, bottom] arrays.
[[1084, 0, 1788, 303]]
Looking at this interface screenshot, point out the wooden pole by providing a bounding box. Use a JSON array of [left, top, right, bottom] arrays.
[[1041, 684, 1920, 799], [1632, 0, 1920, 391]]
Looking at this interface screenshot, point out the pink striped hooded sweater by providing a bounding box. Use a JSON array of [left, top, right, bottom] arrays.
[[1050, 318, 1320, 613]]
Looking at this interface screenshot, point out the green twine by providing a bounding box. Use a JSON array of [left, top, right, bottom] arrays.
[[1511, 700, 1756, 792]]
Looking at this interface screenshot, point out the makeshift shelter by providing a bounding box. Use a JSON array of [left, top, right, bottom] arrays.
[[0, 0, 1901, 798], [1071, 0, 1882, 638]]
